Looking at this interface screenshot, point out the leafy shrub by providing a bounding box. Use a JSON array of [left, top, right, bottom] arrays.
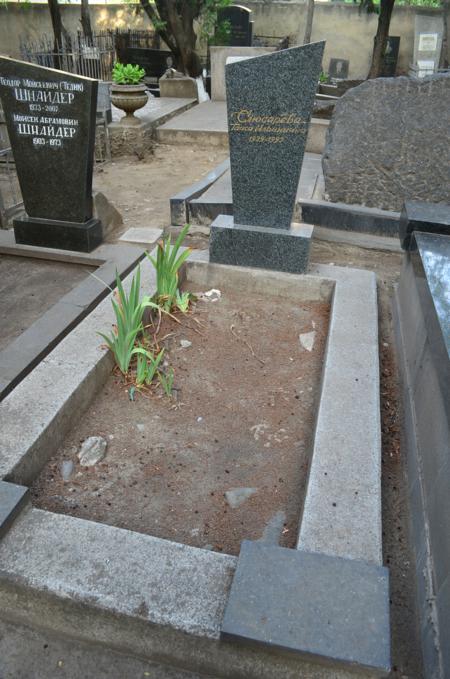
[[146, 224, 192, 312], [112, 62, 146, 85]]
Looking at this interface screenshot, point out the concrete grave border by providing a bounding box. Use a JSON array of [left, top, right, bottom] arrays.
[[0, 229, 144, 400], [0, 253, 388, 677]]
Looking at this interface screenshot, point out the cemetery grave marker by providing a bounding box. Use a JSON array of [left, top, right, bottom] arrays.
[[210, 42, 325, 273], [217, 5, 253, 47], [0, 57, 102, 252], [329, 58, 349, 80], [380, 37, 400, 77]]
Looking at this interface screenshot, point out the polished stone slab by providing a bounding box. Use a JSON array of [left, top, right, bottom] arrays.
[[226, 42, 325, 230], [221, 541, 390, 675], [209, 214, 312, 273], [0, 481, 29, 538], [399, 200, 450, 250], [0, 57, 101, 250]]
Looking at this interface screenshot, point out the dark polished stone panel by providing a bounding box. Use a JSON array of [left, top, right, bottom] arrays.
[[210, 214, 312, 273], [0, 481, 29, 538], [221, 541, 390, 674], [14, 216, 102, 253], [218, 5, 253, 46], [399, 200, 450, 250], [226, 42, 325, 230], [0, 57, 99, 232], [413, 231, 450, 358]]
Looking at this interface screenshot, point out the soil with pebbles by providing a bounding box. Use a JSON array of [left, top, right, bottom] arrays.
[[31, 288, 330, 556]]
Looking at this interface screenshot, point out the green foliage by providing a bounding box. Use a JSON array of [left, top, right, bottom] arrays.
[[146, 224, 192, 312], [112, 62, 146, 85], [158, 367, 174, 398], [135, 347, 165, 386], [175, 290, 192, 313], [199, 0, 232, 44], [319, 71, 329, 83], [98, 268, 158, 375]]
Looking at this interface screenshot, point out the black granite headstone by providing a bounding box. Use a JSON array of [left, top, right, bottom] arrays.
[[399, 200, 450, 250], [329, 58, 349, 80], [123, 48, 173, 79], [210, 42, 325, 273], [380, 36, 400, 77], [217, 5, 253, 46], [227, 42, 324, 230], [0, 57, 102, 252]]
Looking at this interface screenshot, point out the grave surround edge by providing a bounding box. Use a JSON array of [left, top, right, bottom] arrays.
[[0, 255, 384, 677]]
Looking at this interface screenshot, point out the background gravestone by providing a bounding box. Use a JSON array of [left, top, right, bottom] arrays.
[[329, 58, 349, 80], [323, 74, 450, 211], [411, 13, 443, 77], [217, 5, 253, 47], [380, 37, 400, 77], [0, 57, 102, 251], [210, 42, 325, 273]]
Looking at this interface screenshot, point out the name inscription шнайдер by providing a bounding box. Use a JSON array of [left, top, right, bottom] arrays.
[[229, 109, 308, 143], [0, 75, 83, 148]]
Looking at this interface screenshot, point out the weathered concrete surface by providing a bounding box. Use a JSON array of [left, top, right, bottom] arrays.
[[298, 263, 382, 565], [0, 256, 152, 484], [0, 618, 207, 679], [323, 74, 450, 211]]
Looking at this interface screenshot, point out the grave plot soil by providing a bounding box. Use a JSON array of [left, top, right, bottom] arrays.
[[31, 288, 330, 556], [0, 255, 94, 351]]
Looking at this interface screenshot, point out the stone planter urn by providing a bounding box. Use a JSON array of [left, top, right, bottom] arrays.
[[110, 83, 148, 125]]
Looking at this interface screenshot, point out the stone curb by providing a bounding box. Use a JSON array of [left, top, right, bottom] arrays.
[[0, 257, 386, 677]]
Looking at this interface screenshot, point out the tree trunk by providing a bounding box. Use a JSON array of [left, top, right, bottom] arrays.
[[139, 0, 202, 77], [440, 0, 450, 69], [47, 0, 64, 68], [303, 0, 315, 45], [367, 0, 395, 78], [80, 0, 94, 44]]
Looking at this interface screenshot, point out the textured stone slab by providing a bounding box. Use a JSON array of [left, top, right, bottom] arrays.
[[209, 214, 312, 273], [298, 264, 382, 564], [221, 541, 390, 675], [399, 200, 450, 250], [0, 57, 100, 250], [323, 74, 450, 211], [226, 42, 325, 230], [0, 481, 29, 538]]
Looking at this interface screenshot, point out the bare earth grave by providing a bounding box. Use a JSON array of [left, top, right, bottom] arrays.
[[31, 288, 330, 555]]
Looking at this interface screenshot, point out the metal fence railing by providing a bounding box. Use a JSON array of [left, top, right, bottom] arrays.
[[19, 29, 157, 82]]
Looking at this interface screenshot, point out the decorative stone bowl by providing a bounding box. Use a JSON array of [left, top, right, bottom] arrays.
[[110, 83, 148, 125]]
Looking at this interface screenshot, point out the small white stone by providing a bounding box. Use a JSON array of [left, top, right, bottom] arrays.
[[78, 436, 107, 467], [299, 331, 316, 352], [225, 487, 258, 509], [136, 423, 145, 432], [180, 339, 192, 349]]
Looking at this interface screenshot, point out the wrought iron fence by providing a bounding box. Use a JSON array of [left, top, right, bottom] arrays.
[[19, 29, 157, 81]]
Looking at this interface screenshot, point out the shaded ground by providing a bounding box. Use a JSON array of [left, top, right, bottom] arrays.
[[0, 255, 93, 351], [31, 290, 330, 556]]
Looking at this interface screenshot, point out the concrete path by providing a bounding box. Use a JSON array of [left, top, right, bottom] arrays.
[[0, 618, 206, 679], [157, 101, 328, 153], [111, 96, 197, 126]]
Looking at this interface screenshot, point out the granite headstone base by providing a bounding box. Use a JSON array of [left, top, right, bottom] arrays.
[[14, 216, 103, 253], [399, 200, 450, 250], [209, 214, 312, 274], [221, 541, 390, 675]]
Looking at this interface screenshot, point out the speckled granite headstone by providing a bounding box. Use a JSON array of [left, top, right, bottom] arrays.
[[0, 57, 102, 251], [226, 42, 325, 230], [323, 74, 450, 211]]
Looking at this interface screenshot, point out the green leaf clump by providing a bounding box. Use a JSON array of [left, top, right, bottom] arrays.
[[146, 224, 192, 312], [112, 62, 146, 85]]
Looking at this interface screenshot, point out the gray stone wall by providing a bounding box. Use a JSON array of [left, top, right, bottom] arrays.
[[323, 74, 450, 211]]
